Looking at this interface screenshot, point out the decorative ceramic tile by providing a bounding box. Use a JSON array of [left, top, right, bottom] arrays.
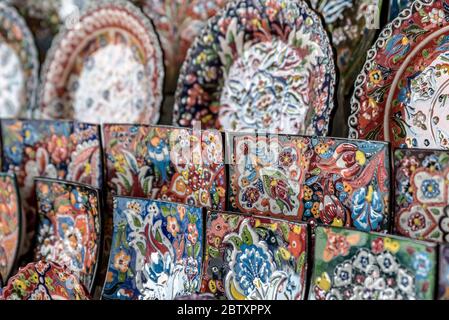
[[309, 226, 437, 300], [200, 211, 308, 300], [174, 0, 336, 136], [39, 0, 164, 124], [34, 178, 101, 293], [438, 244, 449, 300], [0, 2, 39, 118], [1, 119, 102, 251], [0, 173, 21, 282], [394, 148, 449, 242], [310, 0, 382, 94], [104, 124, 226, 210], [135, 0, 228, 93], [0, 260, 90, 300], [227, 133, 391, 232], [349, 0, 449, 150], [388, 0, 414, 21], [101, 196, 203, 300]]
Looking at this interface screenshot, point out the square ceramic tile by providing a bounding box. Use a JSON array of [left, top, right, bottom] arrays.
[[34, 178, 101, 293], [309, 226, 437, 300], [438, 244, 449, 300], [103, 124, 226, 209], [227, 133, 391, 232], [394, 148, 449, 242], [1, 119, 103, 251], [101, 196, 203, 300], [201, 211, 308, 300], [0, 173, 21, 282]]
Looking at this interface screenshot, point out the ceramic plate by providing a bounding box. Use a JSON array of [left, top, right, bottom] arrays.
[[101, 196, 203, 300], [310, 0, 382, 94], [349, 0, 449, 149], [0, 173, 21, 282], [388, 0, 414, 21], [1, 119, 102, 253], [394, 148, 449, 242], [201, 211, 308, 300], [309, 226, 437, 300], [439, 244, 449, 300], [0, 2, 39, 118], [104, 124, 226, 210], [226, 132, 391, 232], [174, 0, 335, 135], [39, 0, 164, 124], [34, 178, 101, 293], [0, 260, 90, 300], [10, 0, 87, 63], [137, 0, 228, 93]]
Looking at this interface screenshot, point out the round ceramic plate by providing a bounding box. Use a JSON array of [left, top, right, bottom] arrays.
[[10, 0, 88, 63], [39, 0, 164, 124], [0, 261, 90, 300], [310, 0, 381, 94], [0, 2, 39, 118], [138, 0, 228, 93], [349, 0, 449, 149], [0, 173, 22, 283], [174, 0, 336, 135]]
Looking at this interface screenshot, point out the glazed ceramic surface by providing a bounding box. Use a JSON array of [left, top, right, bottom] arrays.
[[201, 211, 308, 300], [310, 0, 382, 93], [39, 0, 164, 124], [1, 119, 102, 251], [174, 0, 335, 136], [34, 178, 101, 292], [102, 196, 203, 300], [0, 260, 90, 300], [227, 133, 391, 232], [104, 125, 226, 210], [438, 244, 449, 300], [388, 0, 414, 21], [0, 173, 21, 282], [310, 226, 437, 300], [10, 0, 87, 63], [137, 0, 228, 93], [0, 2, 39, 118], [349, 0, 449, 150], [394, 148, 449, 242]]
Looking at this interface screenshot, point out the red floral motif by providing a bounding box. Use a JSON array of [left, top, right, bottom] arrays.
[[371, 237, 384, 254]]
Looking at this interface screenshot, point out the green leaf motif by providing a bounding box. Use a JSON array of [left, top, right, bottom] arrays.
[[242, 226, 253, 245]]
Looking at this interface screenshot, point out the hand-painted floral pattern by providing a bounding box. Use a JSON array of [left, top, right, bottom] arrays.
[[349, 0, 449, 149], [438, 244, 449, 300], [394, 149, 449, 242], [104, 125, 226, 211], [0, 2, 39, 118], [0, 260, 90, 300], [101, 197, 203, 300], [39, 0, 164, 124], [310, 0, 382, 94], [228, 133, 391, 232], [34, 178, 101, 292], [0, 173, 21, 282], [174, 0, 335, 136], [1, 119, 102, 252], [310, 226, 437, 300], [201, 211, 308, 300], [137, 0, 228, 92]]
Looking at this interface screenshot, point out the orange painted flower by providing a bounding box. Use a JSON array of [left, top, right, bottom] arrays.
[[167, 216, 180, 237]]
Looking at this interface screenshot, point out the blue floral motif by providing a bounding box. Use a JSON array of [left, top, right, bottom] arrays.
[[421, 179, 440, 198], [5, 141, 23, 164], [422, 155, 442, 170], [233, 244, 273, 296], [351, 186, 384, 231], [412, 252, 432, 279]]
